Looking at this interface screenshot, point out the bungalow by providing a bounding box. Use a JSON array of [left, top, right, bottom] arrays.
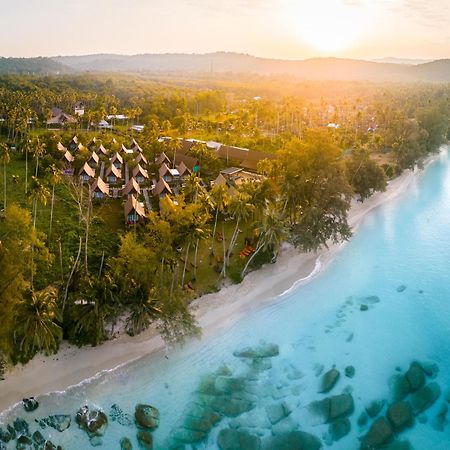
[[87, 137, 97, 150], [110, 152, 123, 169], [98, 120, 112, 129], [96, 144, 109, 156], [68, 136, 79, 151], [87, 151, 100, 169], [78, 162, 95, 183], [122, 177, 141, 197], [124, 195, 145, 225], [176, 161, 191, 180], [92, 177, 109, 200], [120, 144, 133, 155], [216, 145, 276, 171], [62, 150, 74, 165], [159, 163, 180, 184], [155, 152, 171, 166], [153, 178, 173, 199], [173, 153, 199, 172], [130, 139, 143, 153], [74, 102, 85, 116], [132, 164, 149, 184], [57, 142, 67, 152], [105, 165, 122, 184], [47, 108, 77, 127], [135, 153, 148, 166]]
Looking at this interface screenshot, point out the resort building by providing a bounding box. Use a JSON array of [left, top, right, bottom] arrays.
[[111, 152, 124, 169], [155, 152, 171, 166], [87, 151, 100, 169], [124, 195, 145, 225], [62, 150, 74, 165], [159, 163, 180, 184], [78, 162, 95, 183], [122, 177, 141, 197], [92, 178, 109, 200], [153, 178, 173, 199], [96, 144, 109, 156], [135, 153, 148, 166], [105, 165, 122, 184], [132, 164, 149, 184], [47, 108, 77, 127]]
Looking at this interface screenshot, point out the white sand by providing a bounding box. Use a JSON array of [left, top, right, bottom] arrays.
[[0, 159, 435, 414]]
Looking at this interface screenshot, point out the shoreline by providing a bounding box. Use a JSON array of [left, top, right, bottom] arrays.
[[0, 152, 440, 415]]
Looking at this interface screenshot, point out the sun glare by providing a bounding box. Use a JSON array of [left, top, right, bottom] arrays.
[[284, 0, 372, 53]]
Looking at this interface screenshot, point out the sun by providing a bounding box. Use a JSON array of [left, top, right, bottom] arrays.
[[284, 0, 371, 53]]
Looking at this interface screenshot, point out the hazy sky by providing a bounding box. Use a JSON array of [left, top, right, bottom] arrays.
[[1, 0, 449, 59]]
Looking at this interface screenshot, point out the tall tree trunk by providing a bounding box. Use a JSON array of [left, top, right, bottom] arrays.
[[25, 150, 28, 194], [241, 239, 264, 279], [221, 222, 227, 278], [211, 208, 219, 251], [181, 241, 191, 288], [226, 219, 240, 265], [3, 163, 6, 211], [193, 238, 199, 279], [59, 239, 64, 282], [84, 186, 91, 273], [63, 236, 82, 313], [98, 251, 105, 279], [35, 156, 39, 177], [49, 183, 55, 241]]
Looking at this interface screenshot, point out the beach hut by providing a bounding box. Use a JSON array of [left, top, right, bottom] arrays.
[[124, 195, 145, 225], [68, 136, 79, 151], [176, 161, 191, 180], [130, 138, 143, 153], [153, 178, 173, 199], [56, 142, 67, 152], [155, 152, 171, 166], [110, 152, 123, 169], [87, 151, 100, 169], [135, 153, 148, 166], [105, 164, 122, 184], [78, 162, 95, 183], [62, 150, 74, 165], [96, 144, 109, 156], [122, 177, 141, 197], [92, 177, 109, 200], [132, 164, 149, 184]]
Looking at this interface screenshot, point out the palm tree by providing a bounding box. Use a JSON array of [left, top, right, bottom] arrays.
[[241, 206, 286, 278], [210, 184, 229, 252], [46, 164, 61, 242], [169, 138, 183, 169], [28, 176, 50, 228], [31, 137, 46, 177], [225, 191, 254, 267], [14, 287, 62, 359], [0, 143, 10, 211]]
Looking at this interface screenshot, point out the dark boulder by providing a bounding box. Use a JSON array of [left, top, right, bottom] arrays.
[[328, 417, 351, 441], [120, 437, 133, 450], [410, 382, 441, 415], [405, 363, 425, 392], [137, 430, 153, 450], [16, 435, 33, 450], [38, 415, 71, 432], [365, 400, 385, 418], [308, 393, 354, 423], [431, 402, 448, 431], [32, 430, 46, 446], [387, 402, 414, 431], [420, 362, 439, 379], [263, 431, 321, 450], [76, 405, 108, 438], [134, 404, 160, 430], [319, 368, 340, 393], [361, 417, 393, 450], [381, 441, 413, 450], [389, 375, 410, 402], [0, 427, 13, 443], [22, 398, 39, 413], [345, 366, 355, 378], [217, 428, 261, 450], [13, 418, 29, 437]]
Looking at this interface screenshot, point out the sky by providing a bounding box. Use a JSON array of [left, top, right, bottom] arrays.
[[1, 0, 449, 60]]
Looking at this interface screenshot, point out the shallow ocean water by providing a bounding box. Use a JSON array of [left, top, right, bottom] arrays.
[[1, 147, 450, 449]]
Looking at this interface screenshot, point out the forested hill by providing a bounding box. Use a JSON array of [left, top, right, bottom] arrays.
[[54, 52, 450, 82], [1, 53, 449, 81], [0, 57, 68, 74]]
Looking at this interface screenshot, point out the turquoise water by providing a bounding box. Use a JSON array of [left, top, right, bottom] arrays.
[[1, 147, 450, 449]]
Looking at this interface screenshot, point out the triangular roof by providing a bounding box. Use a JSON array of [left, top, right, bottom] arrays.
[[96, 144, 109, 155], [110, 152, 123, 164], [153, 178, 173, 197], [135, 153, 148, 165], [87, 137, 97, 148], [88, 152, 99, 164], [92, 177, 109, 195], [130, 139, 143, 152], [124, 194, 145, 220], [122, 177, 141, 196], [70, 136, 79, 145], [174, 153, 198, 171], [105, 164, 121, 179], [120, 144, 133, 154], [57, 142, 67, 152], [213, 173, 228, 187], [176, 161, 191, 176], [62, 150, 74, 163], [78, 162, 95, 178], [155, 152, 171, 166], [132, 164, 149, 179], [158, 162, 171, 178]]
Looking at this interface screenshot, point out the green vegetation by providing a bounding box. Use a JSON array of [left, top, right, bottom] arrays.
[[0, 74, 448, 371]]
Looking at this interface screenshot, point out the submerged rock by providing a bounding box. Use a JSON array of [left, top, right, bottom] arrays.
[[360, 304, 369, 311], [0, 427, 13, 443], [389, 375, 411, 402], [22, 398, 39, 413], [16, 435, 33, 449], [328, 417, 351, 441], [365, 400, 385, 419], [396, 285, 406, 293], [431, 402, 448, 431], [120, 437, 133, 450], [410, 382, 441, 415], [137, 430, 153, 449], [319, 368, 340, 393], [13, 418, 29, 437], [217, 428, 261, 450], [420, 361, 439, 379], [382, 441, 413, 450], [265, 403, 290, 425], [263, 431, 321, 450], [135, 404, 160, 430], [361, 417, 393, 450], [109, 404, 134, 427], [76, 406, 108, 438], [308, 393, 354, 423], [32, 430, 46, 446], [405, 362, 426, 392], [387, 402, 414, 431], [358, 412, 369, 427], [38, 415, 71, 432], [233, 342, 279, 359], [345, 366, 355, 378], [172, 427, 206, 444]]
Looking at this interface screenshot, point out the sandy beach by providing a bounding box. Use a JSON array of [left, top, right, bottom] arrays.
[[0, 156, 437, 415]]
